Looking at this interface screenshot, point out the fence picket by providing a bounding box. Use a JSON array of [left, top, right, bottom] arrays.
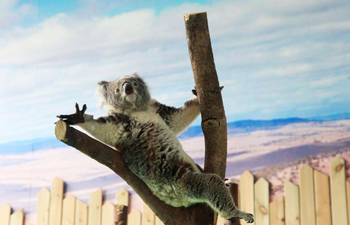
[[330, 157, 349, 225], [299, 164, 315, 225], [0, 203, 11, 225], [314, 170, 331, 225], [48, 178, 64, 225], [75, 200, 88, 225], [347, 181, 350, 225], [1, 159, 350, 225], [128, 209, 141, 225], [101, 202, 115, 225], [88, 188, 102, 225], [284, 180, 300, 225], [254, 178, 269, 225], [142, 203, 155, 225], [240, 171, 255, 225], [270, 197, 285, 225], [62, 195, 76, 225], [37, 188, 50, 225], [10, 209, 24, 225]]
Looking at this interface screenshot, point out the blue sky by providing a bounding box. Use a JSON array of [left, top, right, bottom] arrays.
[[0, 0, 350, 143]]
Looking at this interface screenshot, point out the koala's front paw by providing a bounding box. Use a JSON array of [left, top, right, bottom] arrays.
[[57, 103, 87, 125]]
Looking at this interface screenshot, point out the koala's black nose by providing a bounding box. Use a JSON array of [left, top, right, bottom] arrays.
[[123, 82, 134, 95]]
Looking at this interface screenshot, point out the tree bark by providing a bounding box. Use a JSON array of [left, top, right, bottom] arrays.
[[55, 11, 227, 225], [184, 12, 227, 178]]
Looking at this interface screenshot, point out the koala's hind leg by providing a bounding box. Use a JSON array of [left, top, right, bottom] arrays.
[[178, 172, 254, 223]]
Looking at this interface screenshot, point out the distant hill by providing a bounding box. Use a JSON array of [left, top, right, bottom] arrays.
[[1, 112, 349, 154], [179, 117, 313, 139], [310, 112, 350, 121]]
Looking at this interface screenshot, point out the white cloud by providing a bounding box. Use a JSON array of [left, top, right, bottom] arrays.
[[0, 0, 36, 28], [0, 0, 350, 142]]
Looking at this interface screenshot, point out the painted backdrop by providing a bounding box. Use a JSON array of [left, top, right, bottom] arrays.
[[0, 0, 350, 223]]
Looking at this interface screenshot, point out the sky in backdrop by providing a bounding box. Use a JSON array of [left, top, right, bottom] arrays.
[[0, 0, 350, 143]]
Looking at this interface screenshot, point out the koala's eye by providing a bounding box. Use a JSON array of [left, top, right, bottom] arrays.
[[134, 82, 138, 86], [115, 88, 120, 93]]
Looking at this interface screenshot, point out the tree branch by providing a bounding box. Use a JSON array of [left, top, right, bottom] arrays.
[[184, 12, 227, 179], [55, 120, 190, 224]]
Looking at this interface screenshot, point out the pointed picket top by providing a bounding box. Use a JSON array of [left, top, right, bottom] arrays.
[[0, 203, 11, 225], [128, 209, 142, 225], [52, 177, 64, 188], [330, 157, 345, 175], [37, 188, 50, 225], [256, 177, 268, 186], [116, 188, 129, 206], [300, 164, 313, 174], [10, 209, 24, 225], [242, 170, 254, 178]]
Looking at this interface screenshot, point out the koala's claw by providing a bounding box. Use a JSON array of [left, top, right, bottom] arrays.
[[192, 87, 197, 96], [243, 213, 254, 223], [57, 103, 86, 125], [229, 213, 254, 224]]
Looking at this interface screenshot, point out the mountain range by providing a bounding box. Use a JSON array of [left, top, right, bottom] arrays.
[[1, 112, 349, 154]]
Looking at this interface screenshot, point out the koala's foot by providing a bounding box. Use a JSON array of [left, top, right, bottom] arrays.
[[57, 103, 86, 125], [228, 211, 254, 224]]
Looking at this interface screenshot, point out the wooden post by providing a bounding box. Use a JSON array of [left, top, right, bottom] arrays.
[[115, 188, 129, 224]]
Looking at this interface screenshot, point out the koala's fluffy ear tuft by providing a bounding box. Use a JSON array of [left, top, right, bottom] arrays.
[[96, 81, 109, 109], [131, 72, 140, 78], [98, 80, 109, 87]]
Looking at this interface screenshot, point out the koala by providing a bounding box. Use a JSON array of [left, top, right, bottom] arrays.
[[57, 73, 253, 223]]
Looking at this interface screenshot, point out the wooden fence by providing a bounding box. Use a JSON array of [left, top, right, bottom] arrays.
[[0, 157, 349, 225]]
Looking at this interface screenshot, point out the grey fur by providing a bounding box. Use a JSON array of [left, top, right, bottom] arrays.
[[59, 73, 253, 223]]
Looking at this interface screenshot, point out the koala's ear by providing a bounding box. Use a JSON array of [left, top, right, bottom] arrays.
[[98, 80, 109, 88], [96, 81, 109, 109], [131, 72, 140, 78]]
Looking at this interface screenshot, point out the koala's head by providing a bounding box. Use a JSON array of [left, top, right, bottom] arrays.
[[97, 73, 151, 113]]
